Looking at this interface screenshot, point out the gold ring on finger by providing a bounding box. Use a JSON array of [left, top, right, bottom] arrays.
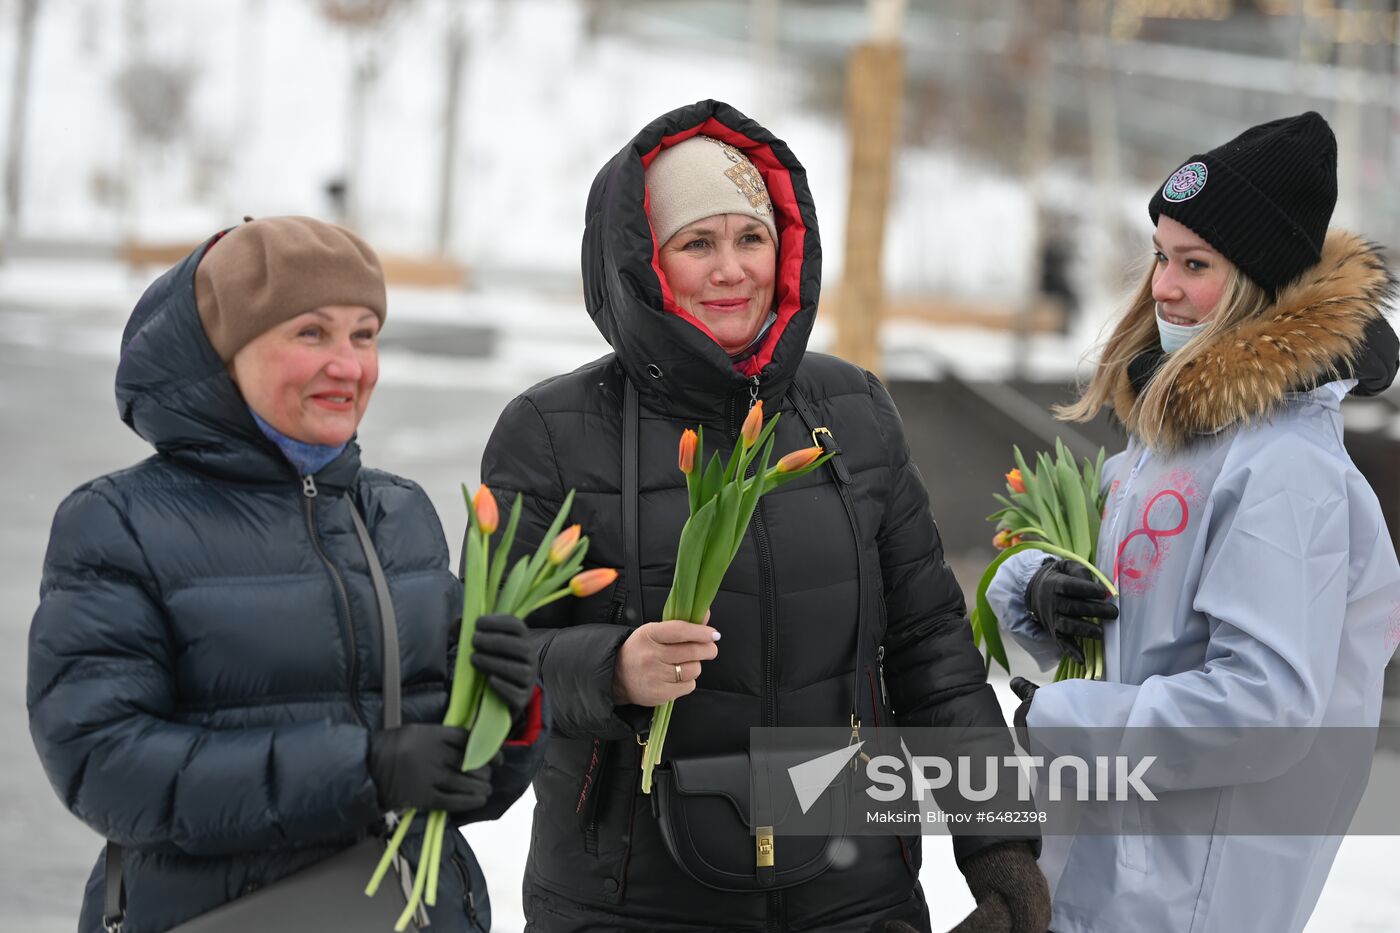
[[674, 664, 683, 683]]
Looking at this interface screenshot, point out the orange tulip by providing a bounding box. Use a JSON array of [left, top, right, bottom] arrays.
[[678, 429, 698, 475], [775, 446, 822, 474], [740, 401, 763, 448], [993, 529, 1012, 550], [569, 567, 618, 598], [1009, 534, 1024, 547], [473, 485, 499, 535], [1005, 468, 1026, 494], [549, 524, 582, 565]]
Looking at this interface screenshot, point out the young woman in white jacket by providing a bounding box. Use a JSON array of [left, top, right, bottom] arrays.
[[987, 111, 1400, 933]]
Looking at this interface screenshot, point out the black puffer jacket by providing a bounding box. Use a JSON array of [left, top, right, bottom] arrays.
[[27, 240, 542, 933], [482, 100, 1027, 932]]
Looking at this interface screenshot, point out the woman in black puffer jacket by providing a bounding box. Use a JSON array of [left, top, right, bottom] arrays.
[[482, 101, 1048, 932], [27, 217, 544, 933]]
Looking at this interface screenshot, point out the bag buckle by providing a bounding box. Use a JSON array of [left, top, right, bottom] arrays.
[[755, 826, 775, 868], [103, 917, 123, 933], [811, 426, 834, 449]]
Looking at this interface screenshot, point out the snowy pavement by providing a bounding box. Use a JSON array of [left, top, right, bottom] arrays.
[[3, 272, 1398, 931]]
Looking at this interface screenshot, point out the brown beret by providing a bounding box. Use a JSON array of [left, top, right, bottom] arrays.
[[194, 216, 387, 361]]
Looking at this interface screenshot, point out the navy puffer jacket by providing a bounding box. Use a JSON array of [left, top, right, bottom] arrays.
[[27, 240, 541, 933]]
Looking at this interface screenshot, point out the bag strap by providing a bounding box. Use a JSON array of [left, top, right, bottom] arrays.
[[621, 377, 643, 627], [786, 381, 868, 727], [103, 499, 404, 932], [348, 504, 403, 730]]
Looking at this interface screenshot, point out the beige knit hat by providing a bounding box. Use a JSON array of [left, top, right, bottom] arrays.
[[194, 216, 387, 361], [645, 136, 778, 247]]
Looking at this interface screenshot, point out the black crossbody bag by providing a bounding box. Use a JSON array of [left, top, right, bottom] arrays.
[[621, 377, 873, 892]]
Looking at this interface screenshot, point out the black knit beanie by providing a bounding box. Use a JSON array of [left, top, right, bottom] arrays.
[[1148, 111, 1337, 299]]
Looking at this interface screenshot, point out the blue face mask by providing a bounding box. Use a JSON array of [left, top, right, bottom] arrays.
[[248, 408, 347, 477], [1156, 305, 1208, 354]]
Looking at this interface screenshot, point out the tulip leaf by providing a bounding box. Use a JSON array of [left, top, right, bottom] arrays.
[[731, 435, 775, 564], [497, 555, 533, 621], [447, 486, 490, 728], [668, 498, 717, 622], [1035, 451, 1069, 548], [1056, 454, 1091, 558], [1085, 448, 1107, 559], [461, 689, 513, 770], [699, 452, 724, 506], [525, 489, 576, 589], [486, 494, 524, 611], [722, 434, 744, 486], [1012, 446, 1058, 545], [692, 483, 740, 617]]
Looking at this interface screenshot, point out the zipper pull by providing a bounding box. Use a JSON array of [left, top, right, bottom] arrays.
[[748, 375, 761, 410], [302, 475, 318, 498]]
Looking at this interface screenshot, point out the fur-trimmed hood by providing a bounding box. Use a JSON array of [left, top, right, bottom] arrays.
[[1112, 230, 1398, 449]]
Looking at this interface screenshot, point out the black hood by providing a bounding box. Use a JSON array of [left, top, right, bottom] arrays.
[[581, 99, 821, 422], [114, 235, 361, 489]]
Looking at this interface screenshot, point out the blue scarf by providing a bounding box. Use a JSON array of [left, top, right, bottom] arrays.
[[249, 408, 348, 477]]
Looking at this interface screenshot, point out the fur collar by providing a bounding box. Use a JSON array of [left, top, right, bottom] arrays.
[[1111, 230, 1395, 450]]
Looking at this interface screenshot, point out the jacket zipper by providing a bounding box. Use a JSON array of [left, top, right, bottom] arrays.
[[450, 850, 487, 932], [876, 644, 890, 711], [733, 377, 776, 729], [754, 508, 776, 729], [302, 475, 366, 728], [735, 377, 782, 933]]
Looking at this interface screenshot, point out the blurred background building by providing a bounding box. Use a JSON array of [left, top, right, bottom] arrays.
[[2, 1, 1399, 930]]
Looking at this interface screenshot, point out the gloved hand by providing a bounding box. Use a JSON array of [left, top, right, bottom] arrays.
[[957, 842, 1051, 933], [1009, 677, 1038, 750], [368, 723, 492, 813], [1024, 558, 1118, 664], [471, 613, 537, 721]]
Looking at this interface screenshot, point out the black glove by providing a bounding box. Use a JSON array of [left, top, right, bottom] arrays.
[[1009, 677, 1038, 750], [958, 842, 1051, 933], [368, 723, 492, 813], [471, 613, 537, 721], [1024, 558, 1118, 664]]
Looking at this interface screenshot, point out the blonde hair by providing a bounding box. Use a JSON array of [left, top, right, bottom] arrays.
[[1056, 259, 1275, 449]]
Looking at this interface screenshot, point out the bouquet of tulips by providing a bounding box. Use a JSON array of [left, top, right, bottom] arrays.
[[969, 440, 1117, 681], [366, 485, 616, 930], [639, 402, 832, 794]]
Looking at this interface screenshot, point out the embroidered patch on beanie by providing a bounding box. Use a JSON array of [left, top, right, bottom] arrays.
[[715, 140, 774, 216], [1162, 162, 1208, 202]]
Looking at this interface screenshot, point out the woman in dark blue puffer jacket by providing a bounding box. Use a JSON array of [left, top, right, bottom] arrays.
[[27, 217, 544, 933]]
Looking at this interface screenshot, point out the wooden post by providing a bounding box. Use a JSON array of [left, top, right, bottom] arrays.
[[4, 0, 40, 238], [833, 6, 904, 375], [435, 12, 466, 254]]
